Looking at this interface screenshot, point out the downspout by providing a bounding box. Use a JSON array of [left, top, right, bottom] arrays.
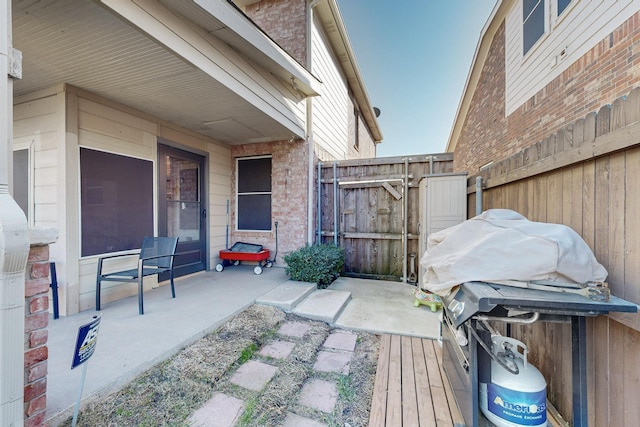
[[306, 0, 320, 245], [475, 176, 483, 216], [1, 0, 30, 424]]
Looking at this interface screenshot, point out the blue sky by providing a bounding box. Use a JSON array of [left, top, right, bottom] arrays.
[[336, 0, 497, 157]]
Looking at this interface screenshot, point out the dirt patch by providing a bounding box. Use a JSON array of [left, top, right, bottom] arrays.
[[63, 305, 380, 427]]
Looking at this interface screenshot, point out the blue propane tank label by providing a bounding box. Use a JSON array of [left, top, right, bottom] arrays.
[[487, 383, 547, 426]]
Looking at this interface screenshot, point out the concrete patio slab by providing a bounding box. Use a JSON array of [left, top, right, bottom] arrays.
[[45, 272, 443, 426], [255, 280, 316, 312], [329, 277, 441, 339], [323, 331, 358, 352], [292, 289, 351, 323], [277, 321, 310, 338], [259, 340, 296, 360], [230, 360, 278, 391], [313, 350, 352, 375], [298, 379, 338, 414], [282, 412, 328, 427], [187, 393, 244, 427], [45, 267, 288, 426]]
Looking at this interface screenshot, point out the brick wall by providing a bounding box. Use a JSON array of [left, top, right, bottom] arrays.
[[244, 0, 307, 66], [230, 140, 309, 260], [454, 11, 640, 173], [24, 244, 51, 427]]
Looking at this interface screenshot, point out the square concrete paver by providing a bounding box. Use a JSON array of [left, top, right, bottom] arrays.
[[188, 393, 244, 427], [259, 340, 295, 360], [298, 379, 338, 413], [323, 332, 358, 352], [230, 360, 278, 391], [281, 412, 328, 427], [313, 350, 352, 375], [277, 321, 310, 338]]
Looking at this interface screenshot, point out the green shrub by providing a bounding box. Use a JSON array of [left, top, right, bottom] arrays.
[[284, 244, 345, 288]]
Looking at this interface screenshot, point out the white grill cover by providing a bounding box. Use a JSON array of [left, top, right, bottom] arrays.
[[420, 209, 608, 295]]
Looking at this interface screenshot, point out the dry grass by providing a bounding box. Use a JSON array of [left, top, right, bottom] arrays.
[[62, 305, 379, 427]]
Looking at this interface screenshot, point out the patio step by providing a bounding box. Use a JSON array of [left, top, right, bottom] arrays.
[[256, 281, 317, 312], [292, 289, 352, 324]]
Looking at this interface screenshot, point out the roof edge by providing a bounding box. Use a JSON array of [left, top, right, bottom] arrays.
[[195, 0, 322, 96], [315, 0, 383, 143], [446, 0, 505, 153]]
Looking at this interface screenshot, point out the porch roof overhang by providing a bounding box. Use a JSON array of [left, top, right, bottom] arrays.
[[12, 0, 322, 145]]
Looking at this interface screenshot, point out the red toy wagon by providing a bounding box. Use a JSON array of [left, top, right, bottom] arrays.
[[216, 242, 272, 275]]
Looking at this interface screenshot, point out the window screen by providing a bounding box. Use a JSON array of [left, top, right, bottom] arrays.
[[523, 0, 545, 55], [237, 157, 272, 231], [80, 148, 153, 256]]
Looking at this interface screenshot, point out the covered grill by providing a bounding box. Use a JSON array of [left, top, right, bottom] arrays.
[[441, 281, 638, 427]]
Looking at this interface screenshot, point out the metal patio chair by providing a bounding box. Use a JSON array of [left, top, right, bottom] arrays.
[[96, 236, 179, 315]]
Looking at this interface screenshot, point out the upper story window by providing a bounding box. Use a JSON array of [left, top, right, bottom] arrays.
[[523, 0, 574, 55], [523, 0, 545, 54], [557, 0, 572, 16]]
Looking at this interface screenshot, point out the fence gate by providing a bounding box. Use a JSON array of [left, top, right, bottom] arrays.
[[317, 154, 454, 282]]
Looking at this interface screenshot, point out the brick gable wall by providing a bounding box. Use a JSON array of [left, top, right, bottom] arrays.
[[244, 0, 308, 66], [455, 22, 507, 173], [454, 12, 640, 173]]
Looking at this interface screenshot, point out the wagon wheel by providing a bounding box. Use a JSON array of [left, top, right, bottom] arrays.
[[215, 263, 224, 272], [265, 261, 273, 268], [254, 265, 263, 275], [233, 260, 240, 266]]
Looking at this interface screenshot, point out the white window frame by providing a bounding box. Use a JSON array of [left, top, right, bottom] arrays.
[[523, 0, 546, 55], [522, 0, 578, 57], [12, 140, 34, 226]]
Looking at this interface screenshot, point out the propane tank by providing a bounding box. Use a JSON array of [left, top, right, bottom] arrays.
[[479, 336, 547, 427]]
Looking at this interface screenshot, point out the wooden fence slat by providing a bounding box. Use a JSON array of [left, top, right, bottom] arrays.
[[623, 326, 640, 425], [625, 87, 640, 124]]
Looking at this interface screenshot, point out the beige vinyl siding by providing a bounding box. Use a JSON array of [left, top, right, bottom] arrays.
[[505, 0, 638, 115], [76, 95, 159, 312], [14, 92, 64, 230], [73, 91, 232, 313], [311, 14, 349, 161]]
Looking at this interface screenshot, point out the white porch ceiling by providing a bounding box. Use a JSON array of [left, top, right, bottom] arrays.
[[12, 0, 308, 144]]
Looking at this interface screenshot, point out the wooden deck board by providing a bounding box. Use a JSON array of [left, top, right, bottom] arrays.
[[412, 336, 437, 425], [371, 333, 569, 427], [401, 336, 419, 425], [370, 334, 459, 426], [369, 334, 391, 427]]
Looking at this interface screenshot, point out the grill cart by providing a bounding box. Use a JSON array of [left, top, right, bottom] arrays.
[[216, 242, 271, 275]]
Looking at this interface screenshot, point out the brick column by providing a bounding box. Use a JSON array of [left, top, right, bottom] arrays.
[[24, 229, 57, 427]]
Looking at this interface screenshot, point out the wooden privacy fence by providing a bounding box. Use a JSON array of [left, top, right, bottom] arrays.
[[317, 154, 453, 281], [466, 87, 640, 425]]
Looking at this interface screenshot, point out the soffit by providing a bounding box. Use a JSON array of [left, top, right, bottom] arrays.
[[11, 0, 309, 144]]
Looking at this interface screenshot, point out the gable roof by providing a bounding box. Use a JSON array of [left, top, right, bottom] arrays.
[[446, 0, 505, 153]]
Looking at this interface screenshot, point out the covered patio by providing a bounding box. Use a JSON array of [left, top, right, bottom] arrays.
[[45, 267, 445, 426]]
